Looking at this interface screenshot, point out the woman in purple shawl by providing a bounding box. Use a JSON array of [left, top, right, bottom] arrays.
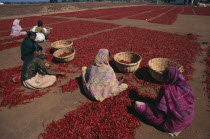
[[135, 67, 194, 137]]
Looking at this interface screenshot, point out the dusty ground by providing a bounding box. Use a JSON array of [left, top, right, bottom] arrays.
[[0, 2, 210, 139], [0, 1, 151, 19]]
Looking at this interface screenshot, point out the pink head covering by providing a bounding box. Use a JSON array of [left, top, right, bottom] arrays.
[[10, 19, 24, 37], [13, 19, 20, 26], [163, 66, 192, 94], [12, 19, 22, 31]]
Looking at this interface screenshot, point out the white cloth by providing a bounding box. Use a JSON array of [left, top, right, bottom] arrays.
[[30, 26, 37, 32], [198, 3, 206, 7], [23, 73, 56, 90], [35, 33, 46, 42], [30, 26, 47, 42]]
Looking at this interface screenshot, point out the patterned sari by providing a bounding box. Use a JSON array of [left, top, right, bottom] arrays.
[[82, 49, 128, 102], [135, 67, 194, 133]]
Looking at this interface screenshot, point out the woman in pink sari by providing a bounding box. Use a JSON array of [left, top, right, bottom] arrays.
[[135, 67, 194, 137], [10, 19, 27, 38]]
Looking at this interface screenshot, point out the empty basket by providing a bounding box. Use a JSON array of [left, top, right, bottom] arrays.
[[51, 40, 73, 51], [148, 58, 184, 82]]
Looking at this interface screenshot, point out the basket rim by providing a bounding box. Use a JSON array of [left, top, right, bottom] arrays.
[[113, 51, 142, 66], [51, 40, 73, 49], [53, 48, 76, 59], [148, 58, 184, 73]]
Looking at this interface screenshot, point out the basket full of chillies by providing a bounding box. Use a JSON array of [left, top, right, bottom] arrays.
[[53, 48, 76, 63], [148, 58, 184, 82], [114, 51, 142, 73]]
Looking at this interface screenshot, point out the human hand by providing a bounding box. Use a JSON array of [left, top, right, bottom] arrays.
[[44, 62, 50, 67]]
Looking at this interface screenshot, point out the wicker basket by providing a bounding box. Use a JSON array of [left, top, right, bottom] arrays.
[[148, 58, 184, 82], [53, 48, 76, 63], [51, 40, 73, 51], [46, 27, 53, 34], [113, 52, 142, 73]]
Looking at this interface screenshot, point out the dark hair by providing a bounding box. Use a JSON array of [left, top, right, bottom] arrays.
[[37, 20, 43, 27], [28, 31, 36, 38], [35, 45, 43, 51]]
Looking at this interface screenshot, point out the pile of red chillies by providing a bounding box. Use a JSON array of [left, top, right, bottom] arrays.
[[0, 8, 206, 138], [47, 20, 119, 42], [0, 66, 50, 108], [61, 79, 79, 93], [40, 83, 143, 139]]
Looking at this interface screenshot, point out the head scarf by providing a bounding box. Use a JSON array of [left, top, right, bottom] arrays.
[[13, 19, 20, 26], [10, 19, 24, 37], [11, 19, 22, 31], [82, 48, 125, 102], [163, 66, 183, 85], [37, 20, 43, 27], [163, 66, 192, 94], [94, 49, 109, 66]]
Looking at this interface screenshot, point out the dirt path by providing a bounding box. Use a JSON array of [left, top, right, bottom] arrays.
[[0, 3, 209, 139]]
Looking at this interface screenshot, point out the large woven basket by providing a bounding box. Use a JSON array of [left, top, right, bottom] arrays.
[[51, 40, 73, 51], [53, 48, 76, 63], [113, 52, 142, 73], [148, 58, 184, 82]]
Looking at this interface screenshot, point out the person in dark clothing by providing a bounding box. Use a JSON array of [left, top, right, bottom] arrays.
[[21, 31, 42, 61], [21, 46, 64, 90]]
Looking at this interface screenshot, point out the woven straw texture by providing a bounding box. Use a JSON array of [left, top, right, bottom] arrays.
[[51, 40, 73, 50], [114, 52, 142, 73], [148, 58, 184, 82], [53, 48, 76, 63]]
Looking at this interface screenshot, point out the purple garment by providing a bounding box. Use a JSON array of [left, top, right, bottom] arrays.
[[137, 67, 194, 132], [82, 49, 128, 102]]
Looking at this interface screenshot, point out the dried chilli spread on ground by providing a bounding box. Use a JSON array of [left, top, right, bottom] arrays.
[[0, 17, 203, 138], [47, 20, 119, 42], [46, 6, 210, 24], [40, 83, 143, 139], [0, 25, 201, 106], [71, 26, 201, 81], [39, 26, 202, 138], [0, 66, 51, 108]]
